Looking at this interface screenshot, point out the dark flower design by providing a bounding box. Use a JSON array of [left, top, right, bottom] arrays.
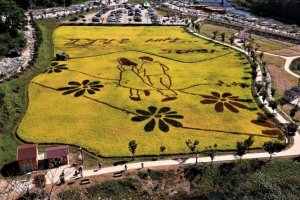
[[200, 92, 248, 113], [44, 62, 68, 73], [58, 80, 104, 97], [131, 106, 184, 132]]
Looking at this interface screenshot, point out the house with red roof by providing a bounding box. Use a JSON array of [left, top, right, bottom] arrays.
[[17, 144, 38, 173], [46, 145, 69, 168]]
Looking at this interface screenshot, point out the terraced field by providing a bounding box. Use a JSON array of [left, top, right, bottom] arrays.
[[17, 26, 282, 156]]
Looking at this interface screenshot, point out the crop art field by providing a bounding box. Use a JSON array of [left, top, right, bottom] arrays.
[[18, 26, 282, 156]]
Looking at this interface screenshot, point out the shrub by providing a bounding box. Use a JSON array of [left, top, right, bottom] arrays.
[[86, 178, 140, 199], [58, 190, 82, 200], [138, 171, 148, 179]]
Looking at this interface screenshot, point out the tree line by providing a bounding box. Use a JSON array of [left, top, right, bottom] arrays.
[[0, 0, 26, 56], [14, 0, 90, 10], [0, 0, 85, 56], [128, 127, 297, 163], [231, 0, 300, 23], [14, 0, 74, 9]]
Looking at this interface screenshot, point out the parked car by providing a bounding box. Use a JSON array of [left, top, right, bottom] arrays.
[[92, 16, 100, 22], [69, 16, 79, 22], [134, 16, 142, 22]]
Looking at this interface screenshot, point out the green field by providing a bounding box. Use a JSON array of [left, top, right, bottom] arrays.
[[17, 26, 281, 157]]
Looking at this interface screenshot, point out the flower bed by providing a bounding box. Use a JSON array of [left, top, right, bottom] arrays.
[[17, 26, 281, 156]]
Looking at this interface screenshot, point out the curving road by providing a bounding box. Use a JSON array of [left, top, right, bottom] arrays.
[[262, 52, 300, 79]]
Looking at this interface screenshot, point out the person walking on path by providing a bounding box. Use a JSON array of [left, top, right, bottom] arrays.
[[124, 164, 127, 171], [79, 165, 83, 176], [98, 162, 102, 170], [141, 162, 144, 168]]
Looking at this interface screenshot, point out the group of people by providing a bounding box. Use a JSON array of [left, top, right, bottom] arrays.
[[74, 165, 84, 177]]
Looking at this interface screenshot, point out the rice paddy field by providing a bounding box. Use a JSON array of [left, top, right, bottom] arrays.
[[17, 26, 282, 157]]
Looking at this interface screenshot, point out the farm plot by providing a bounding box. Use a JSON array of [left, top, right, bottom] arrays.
[[17, 26, 282, 156]]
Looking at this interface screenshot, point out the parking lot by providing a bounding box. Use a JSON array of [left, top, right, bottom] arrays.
[[65, 4, 186, 25]]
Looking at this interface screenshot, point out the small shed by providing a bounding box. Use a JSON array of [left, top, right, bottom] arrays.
[[17, 144, 38, 173], [46, 145, 69, 168]]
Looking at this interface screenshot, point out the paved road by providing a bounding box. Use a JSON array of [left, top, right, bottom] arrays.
[[261, 52, 300, 79]]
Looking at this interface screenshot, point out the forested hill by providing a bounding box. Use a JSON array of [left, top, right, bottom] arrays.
[[14, 0, 86, 9], [231, 0, 300, 23], [0, 0, 26, 56]]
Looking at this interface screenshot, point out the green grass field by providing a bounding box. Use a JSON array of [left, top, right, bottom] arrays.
[[17, 26, 281, 157], [200, 24, 300, 54], [0, 19, 57, 168]]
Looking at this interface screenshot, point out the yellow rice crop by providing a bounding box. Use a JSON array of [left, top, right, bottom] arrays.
[[17, 26, 281, 156]]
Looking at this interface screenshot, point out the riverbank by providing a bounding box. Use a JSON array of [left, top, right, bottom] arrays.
[[229, 0, 300, 25]]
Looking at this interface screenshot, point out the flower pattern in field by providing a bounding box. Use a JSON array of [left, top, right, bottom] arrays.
[[44, 62, 68, 73], [200, 92, 248, 113], [58, 80, 104, 97], [131, 106, 184, 132]]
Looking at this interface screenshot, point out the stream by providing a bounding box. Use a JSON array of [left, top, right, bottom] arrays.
[[200, 0, 252, 16]]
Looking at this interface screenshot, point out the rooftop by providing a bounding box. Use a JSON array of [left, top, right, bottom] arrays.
[[46, 145, 69, 159], [17, 144, 38, 161]]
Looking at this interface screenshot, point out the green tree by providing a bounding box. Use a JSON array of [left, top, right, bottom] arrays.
[[229, 34, 235, 45], [220, 32, 225, 42], [259, 90, 268, 102], [236, 142, 247, 160], [255, 83, 263, 93], [271, 88, 276, 97], [186, 139, 200, 164], [128, 140, 137, 160], [244, 136, 254, 152], [290, 106, 298, 118], [268, 100, 278, 114], [251, 63, 258, 71], [258, 52, 264, 59], [251, 70, 257, 79], [0, 0, 26, 55], [0, 0, 26, 35], [203, 144, 218, 165], [160, 145, 166, 158], [0, 89, 5, 107], [212, 31, 218, 40], [262, 141, 284, 160], [286, 122, 298, 137]]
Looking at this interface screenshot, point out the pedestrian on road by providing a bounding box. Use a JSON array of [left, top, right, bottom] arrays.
[[59, 170, 65, 184], [98, 162, 102, 170], [124, 164, 127, 171], [79, 165, 83, 176], [141, 162, 144, 168]]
